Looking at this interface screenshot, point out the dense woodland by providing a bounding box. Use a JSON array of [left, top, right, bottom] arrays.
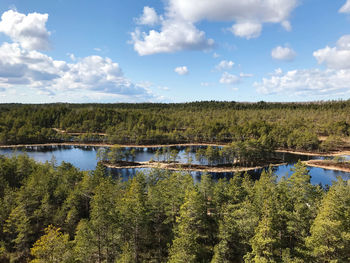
[[0, 101, 350, 152], [0, 155, 349, 262]]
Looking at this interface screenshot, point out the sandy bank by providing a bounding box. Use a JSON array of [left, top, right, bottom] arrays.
[[276, 149, 350, 157], [103, 161, 287, 173], [303, 160, 350, 173]]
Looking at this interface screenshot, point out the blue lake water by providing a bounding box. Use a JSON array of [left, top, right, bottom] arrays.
[[0, 145, 349, 186]]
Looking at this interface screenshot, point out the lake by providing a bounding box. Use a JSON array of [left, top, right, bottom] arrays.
[[0, 145, 349, 186]]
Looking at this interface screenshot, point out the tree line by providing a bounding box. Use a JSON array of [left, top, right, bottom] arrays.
[[0, 101, 350, 152], [0, 155, 349, 262], [99, 143, 275, 168]]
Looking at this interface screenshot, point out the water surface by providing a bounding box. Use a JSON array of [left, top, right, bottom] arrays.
[[0, 145, 349, 186]]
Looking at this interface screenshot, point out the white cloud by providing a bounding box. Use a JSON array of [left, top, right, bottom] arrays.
[[271, 45, 296, 61], [273, 68, 283, 75], [254, 68, 350, 97], [339, 0, 350, 13], [68, 53, 76, 61], [216, 60, 234, 70], [174, 66, 189, 75], [314, 35, 350, 69], [168, 0, 297, 24], [0, 42, 156, 100], [131, 19, 214, 56], [131, 0, 298, 55], [220, 72, 239, 85], [229, 22, 262, 39], [240, 72, 253, 78], [281, 21, 292, 31], [0, 10, 158, 102], [0, 10, 50, 50], [136, 6, 160, 26]]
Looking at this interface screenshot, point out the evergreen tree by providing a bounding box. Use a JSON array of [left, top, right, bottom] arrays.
[[30, 225, 73, 263], [118, 174, 149, 262], [245, 199, 280, 263], [169, 187, 212, 263], [285, 161, 322, 260], [306, 178, 350, 262], [74, 179, 121, 263]]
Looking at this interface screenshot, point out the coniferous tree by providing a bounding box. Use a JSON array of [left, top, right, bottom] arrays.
[[118, 174, 149, 262], [30, 225, 73, 263], [306, 178, 350, 262], [169, 187, 212, 263]]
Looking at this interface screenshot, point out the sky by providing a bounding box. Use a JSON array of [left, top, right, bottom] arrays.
[[0, 0, 350, 103]]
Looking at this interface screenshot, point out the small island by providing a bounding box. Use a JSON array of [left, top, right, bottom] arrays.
[[304, 157, 350, 173], [98, 144, 287, 173]]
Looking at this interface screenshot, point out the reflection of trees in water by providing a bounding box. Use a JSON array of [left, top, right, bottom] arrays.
[[74, 146, 98, 152]]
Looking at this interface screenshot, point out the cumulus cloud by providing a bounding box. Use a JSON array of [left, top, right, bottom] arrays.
[[339, 0, 350, 13], [220, 72, 239, 85], [174, 66, 189, 75], [0, 42, 155, 100], [0, 9, 158, 101], [216, 60, 234, 70], [0, 10, 50, 50], [131, 19, 214, 56], [256, 34, 350, 97], [254, 68, 350, 97], [271, 45, 296, 61], [229, 22, 262, 39], [136, 6, 160, 26], [131, 0, 298, 55], [314, 35, 350, 69], [0, 42, 62, 87], [168, 0, 297, 24]]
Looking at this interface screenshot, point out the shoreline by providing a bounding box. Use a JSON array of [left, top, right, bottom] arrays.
[[103, 161, 287, 173], [0, 142, 227, 148], [303, 160, 350, 173], [0, 142, 349, 157], [276, 149, 350, 157]]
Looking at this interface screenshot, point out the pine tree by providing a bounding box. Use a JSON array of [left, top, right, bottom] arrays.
[[169, 187, 212, 263], [30, 225, 73, 263], [285, 161, 322, 260], [118, 174, 149, 262], [74, 178, 121, 263], [245, 199, 280, 263], [306, 178, 350, 262]]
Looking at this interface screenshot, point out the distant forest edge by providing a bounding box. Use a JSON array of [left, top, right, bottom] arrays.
[[1, 100, 350, 152]]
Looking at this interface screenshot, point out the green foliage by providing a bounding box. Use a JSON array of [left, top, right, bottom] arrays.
[[0, 155, 349, 262], [306, 178, 350, 262], [30, 225, 73, 263], [108, 145, 124, 164], [1, 101, 350, 152], [74, 178, 121, 262], [169, 187, 212, 263]]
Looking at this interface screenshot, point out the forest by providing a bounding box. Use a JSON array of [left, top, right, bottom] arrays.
[[0, 155, 349, 263], [0, 101, 350, 152]]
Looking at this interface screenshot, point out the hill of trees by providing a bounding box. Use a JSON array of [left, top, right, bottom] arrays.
[[0, 101, 350, 152], [0, 155, 349, 262]]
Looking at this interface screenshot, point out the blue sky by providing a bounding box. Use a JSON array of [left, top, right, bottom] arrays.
[[0, 0, 350, 103]]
